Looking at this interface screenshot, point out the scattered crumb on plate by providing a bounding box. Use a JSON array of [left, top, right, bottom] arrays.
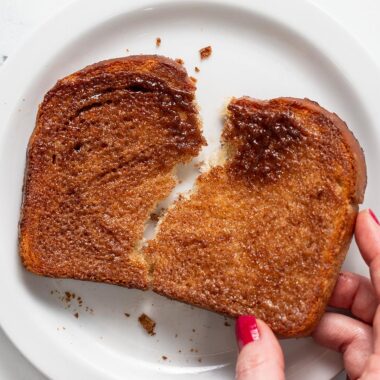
[[124, 313, 130, 317], [65, 291, 75, 302], [199, 46, 212, 60], [195, 66, 200, 73], [138, 313, 156, 336], [190, 76, 197, 83], [224, 316, 232, 326], [175, 58, 184, 65], [74, 312, 79, 319], [162, 355, 168, 360], [156, 37, 161, 47], [50, 289, 93, 314]]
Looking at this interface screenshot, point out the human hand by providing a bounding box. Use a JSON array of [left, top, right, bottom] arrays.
[[235, 209, 380, 380]]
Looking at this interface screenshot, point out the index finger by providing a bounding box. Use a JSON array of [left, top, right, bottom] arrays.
[[355, 209, 380, 300]]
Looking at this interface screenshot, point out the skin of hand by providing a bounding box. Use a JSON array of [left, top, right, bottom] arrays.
[[235, 209, 380, 380]]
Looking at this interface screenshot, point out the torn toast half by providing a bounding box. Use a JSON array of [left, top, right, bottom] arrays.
[[19, 55, 205, 289], [145, 97, 366, 337]]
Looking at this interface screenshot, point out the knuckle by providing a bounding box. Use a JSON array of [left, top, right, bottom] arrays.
[[236, 351, 283, 380], [236, 357, 263, 379]]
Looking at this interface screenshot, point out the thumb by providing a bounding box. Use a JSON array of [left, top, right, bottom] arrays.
[[235, 316, 285, 380]]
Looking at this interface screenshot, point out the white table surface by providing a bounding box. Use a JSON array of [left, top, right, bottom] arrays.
[[0, 0, 379, 379]]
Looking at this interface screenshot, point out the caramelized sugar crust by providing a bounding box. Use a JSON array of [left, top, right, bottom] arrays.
[[19, 56, 205, 288]]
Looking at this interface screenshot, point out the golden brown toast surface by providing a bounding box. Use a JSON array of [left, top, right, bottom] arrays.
[[19, 55, 205, 288], [145, 97, 366, 337]]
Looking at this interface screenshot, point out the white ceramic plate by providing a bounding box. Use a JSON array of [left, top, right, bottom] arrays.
[[1, 0, 380, 379]]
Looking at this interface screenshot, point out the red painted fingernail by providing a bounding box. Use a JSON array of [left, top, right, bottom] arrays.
[[369, 209, 380, 225], [235, 315, 260, 350]]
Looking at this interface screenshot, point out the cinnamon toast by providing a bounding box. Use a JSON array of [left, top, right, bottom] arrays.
[[145, 97, 366, 337], [20, 56, 366, 336], [19, 55, 205, 288]]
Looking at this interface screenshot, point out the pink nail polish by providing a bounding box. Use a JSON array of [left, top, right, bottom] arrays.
[[369, 209, 380, 225], [236, 315, 260, 350]]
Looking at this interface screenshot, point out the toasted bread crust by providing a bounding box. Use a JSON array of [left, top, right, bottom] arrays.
[[281, 97, 366, 204], [19, 55, 205, 289], [146, 97, 366, 337]]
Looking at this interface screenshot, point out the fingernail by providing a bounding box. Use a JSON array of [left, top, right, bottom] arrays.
[[235, 315, 260, 350], [369, 209, 380, 225]]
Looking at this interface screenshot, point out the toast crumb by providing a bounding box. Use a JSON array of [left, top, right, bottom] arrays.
[[150, 208, 167, 222], [150, 213, 160, 222], [198, 358, 202, 363], [224, 321, 231, 327], [199, 46, 212, 60], [74, 312, 79, 319], [190, 76, 197, 83], [139, 313, 156, 336], [195, 66, 200, 73], [175, 58, 184, 65], [124, 313, 130, 317], [156, 37, 161, 47], [162, 355, 168, 360], [193, 160, 204, 170], [64, 291, 75, 302], [56, 291, 92, 313]]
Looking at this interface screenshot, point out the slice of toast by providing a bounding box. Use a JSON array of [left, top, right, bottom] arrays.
[[145, 97, 366, 337], [19, 55, 205, 289]]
